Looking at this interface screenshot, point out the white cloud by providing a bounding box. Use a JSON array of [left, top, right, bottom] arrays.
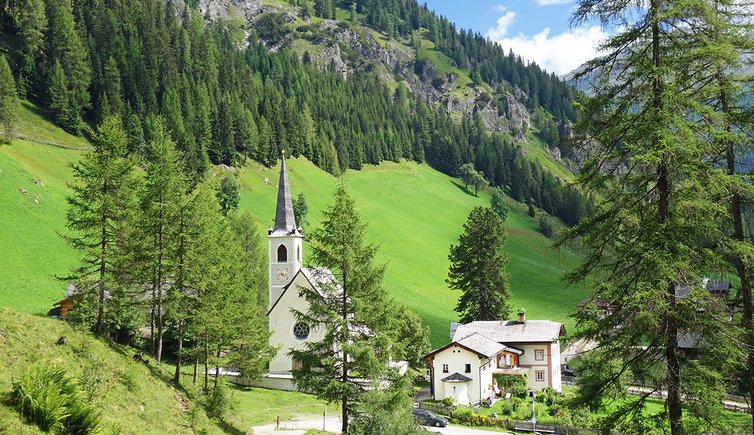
[[534, 0, 572, 5], [486, 14, 609, 75], [487, 9, 518, 40]]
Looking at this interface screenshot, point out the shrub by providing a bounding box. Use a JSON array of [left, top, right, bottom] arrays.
[[205, 380, 235, 420], [441, 397, 455, 407], [538, 216, 554, 238], [10, 365, 101, 433]]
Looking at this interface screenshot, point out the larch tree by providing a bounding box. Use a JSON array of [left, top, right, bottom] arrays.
[[560, 0, 744, 432], [447, 206, 510, 323], [0, 55, 18, 143], [139, 118, 185, 363], [64, 116, 139, 336], [290, 182, 401, 434]]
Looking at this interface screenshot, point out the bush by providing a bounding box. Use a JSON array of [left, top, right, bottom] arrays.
[[538, 216, 554, 238], [205, 380, 235, 420], [10, 365, 101, 433], [441, 397, 455, 407]]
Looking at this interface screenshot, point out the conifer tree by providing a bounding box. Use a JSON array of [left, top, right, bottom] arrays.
[[14, 0, 46, 97], [290, 182, 398, 434], [447, 206, 510, 323], [64, 116, 139, 336], [561, 1, 744, 432], [0, 55, 19, 144], [139, 118, 185, 363], [45, 0, 90, 112]]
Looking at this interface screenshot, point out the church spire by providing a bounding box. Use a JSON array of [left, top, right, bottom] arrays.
[[273, 152, 297, 234]]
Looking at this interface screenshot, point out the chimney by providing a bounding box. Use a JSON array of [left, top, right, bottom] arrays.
[[517, 308, 526, 324]]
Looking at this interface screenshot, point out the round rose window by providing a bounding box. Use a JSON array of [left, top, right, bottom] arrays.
[[293, 322, 310, 340]]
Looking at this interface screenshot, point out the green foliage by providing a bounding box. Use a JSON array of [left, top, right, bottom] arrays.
[[292, 192, 309, 228], [64, 116, 140, 336], [537, 216, 553, 238], [0, 54, 18, 143], [10, 365, 101, 434], [217, 175, 240, 216], [204, 380, 235, 420], [490, 188, 508, 221], [448, 206, 511, 322]]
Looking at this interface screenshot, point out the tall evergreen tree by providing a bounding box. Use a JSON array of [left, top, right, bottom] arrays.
[[561, 0, 743, 432], [64, 116, 139, 336], [0, 55, 19, 143], [139, 118, 185, 363], [447, 206, 510, 323], [290, 182, 398, 434]]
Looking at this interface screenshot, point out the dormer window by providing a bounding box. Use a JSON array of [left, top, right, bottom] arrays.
[[277, 244, 288, 262]]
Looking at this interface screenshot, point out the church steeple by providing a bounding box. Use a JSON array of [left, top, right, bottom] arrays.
[[272, 152, 299, 235], [268, 152, 303, 309]]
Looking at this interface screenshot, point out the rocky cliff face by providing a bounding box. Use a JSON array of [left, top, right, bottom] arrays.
[[196, 0, 536, 143]]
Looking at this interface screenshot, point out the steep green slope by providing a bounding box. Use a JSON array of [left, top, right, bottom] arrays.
[[239, 158, 587, 346], [0, 308, 218, 433], [0, 139, 80, 315]]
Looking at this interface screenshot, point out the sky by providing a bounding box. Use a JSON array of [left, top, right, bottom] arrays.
[[421, 0, 609, 76]]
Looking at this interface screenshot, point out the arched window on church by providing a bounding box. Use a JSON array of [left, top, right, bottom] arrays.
[[297, 246, 301, 262], [277, 244, 287, 262]]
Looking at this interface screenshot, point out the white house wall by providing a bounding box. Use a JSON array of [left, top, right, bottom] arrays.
[[511, 342, 560, 392], [268, 273, 324, 373], [431, 346, 494, 405]]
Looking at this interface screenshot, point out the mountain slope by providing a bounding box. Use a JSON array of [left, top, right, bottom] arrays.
[[0, 106, 586, 346]]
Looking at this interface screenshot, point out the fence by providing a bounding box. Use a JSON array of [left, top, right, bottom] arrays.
[[418, 401, 604, 435]]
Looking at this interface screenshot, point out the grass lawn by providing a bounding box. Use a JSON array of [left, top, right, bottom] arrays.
[[226, 385, 338, 428], [15, 101, 91, 149]]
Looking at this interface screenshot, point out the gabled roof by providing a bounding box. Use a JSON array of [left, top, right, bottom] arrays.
[[426, 332, 522, 359], [271, 154, 300, 236], [441, 373, 473, 383], [266, 267, 341, 316], [452, 320, 565, 344]]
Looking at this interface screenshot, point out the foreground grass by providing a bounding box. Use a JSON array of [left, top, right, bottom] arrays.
[[226, 385, 338, 428], [0, 308, 223, 434]]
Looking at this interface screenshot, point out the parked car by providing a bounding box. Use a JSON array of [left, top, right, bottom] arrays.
[[412, 408, 448, 427]]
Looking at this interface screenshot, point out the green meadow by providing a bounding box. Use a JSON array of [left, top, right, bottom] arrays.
[[1, 107, 587, 348]]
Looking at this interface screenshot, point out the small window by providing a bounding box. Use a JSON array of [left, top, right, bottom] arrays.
[[535, 370, 545, 382], [297, 246, 301, 261], [465, 364, 471, 373], [535, 349, 544, 361], [293, 322, 309, 340], [442, 364, 449, 373], [277, 244, 288, 262]]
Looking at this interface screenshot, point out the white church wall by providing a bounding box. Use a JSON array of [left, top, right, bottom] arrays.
[[268, 272, 325, 373]]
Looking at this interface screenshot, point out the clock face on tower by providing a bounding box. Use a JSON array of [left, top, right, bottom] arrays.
[[276, 268, 289, 281]]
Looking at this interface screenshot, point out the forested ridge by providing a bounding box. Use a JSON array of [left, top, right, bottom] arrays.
[[0, 0, 589, 225]]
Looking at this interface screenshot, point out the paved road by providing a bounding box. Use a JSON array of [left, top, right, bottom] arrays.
[[250, 416, 513, 434]]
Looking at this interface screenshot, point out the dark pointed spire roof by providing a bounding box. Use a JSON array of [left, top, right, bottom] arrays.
[[272, 152, 298, 235]]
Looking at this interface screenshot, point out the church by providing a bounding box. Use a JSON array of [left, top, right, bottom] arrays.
[[241, 155, 331, 391]]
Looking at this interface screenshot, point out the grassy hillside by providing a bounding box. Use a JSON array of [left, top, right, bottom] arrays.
[[0, 103, 587, 347], [0, 308, 216, 433], [0, 308, 334, 433]]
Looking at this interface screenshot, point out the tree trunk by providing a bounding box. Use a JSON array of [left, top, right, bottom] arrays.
[[204, 338, 210, 393], [341, 270, 349, 434], [651, 2, 682, 432], [214, 347, 221, 391], [174, 321, 183, 384], [193, 345, 199, 385], [156, 196, 165, 364], [97, 180, 108, 336]]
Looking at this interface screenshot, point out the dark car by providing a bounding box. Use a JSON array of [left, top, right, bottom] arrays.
[[412, 408, 448, 427]]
